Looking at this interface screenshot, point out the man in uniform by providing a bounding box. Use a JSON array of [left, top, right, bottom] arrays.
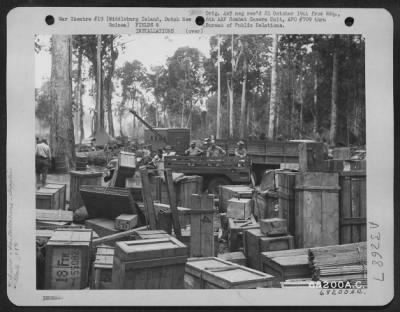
[[206, 140, 226, 158], [234, 141, 248, 158], [35, 138, 51, 188], [185, 141, 203, 156]]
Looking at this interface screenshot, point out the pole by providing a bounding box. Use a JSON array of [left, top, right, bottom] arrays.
[[216, 35, 221, 139]]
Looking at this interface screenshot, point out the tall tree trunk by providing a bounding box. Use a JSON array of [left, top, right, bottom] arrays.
[[105, 38, 116, 138], [216, 36, 221, 139], [227, 79, 234, 138], [50, 35, 75, 170], [239, 55, 248, 139], [79, 84, 84, 142], [268, 35, 279, 139], [299, 63, 304, 139], [96, 35, 103, 133], [330, 50, 338, 146], [312, 54, 318, 136], [75, 46, 83, 143]]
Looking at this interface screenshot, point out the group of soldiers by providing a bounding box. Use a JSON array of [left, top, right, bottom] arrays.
[[184, 138, 248, 159]]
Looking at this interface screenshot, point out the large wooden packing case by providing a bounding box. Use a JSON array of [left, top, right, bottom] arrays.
[[112, 237, 188, 289], [44, 228, 92, 289], [184, 257, 274, 289]]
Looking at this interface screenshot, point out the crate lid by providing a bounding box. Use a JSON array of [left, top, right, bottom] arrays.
[[115, 237, 187, 261], [116, 214, 137, 221], [48, 229, 92, 245], [43, 183, 66, 189], [36, 188, 59, 195], [228, 218, 259, 230], [186, 257, 274, 285], [221, 185, 253, 192], [36, 209, 73, 222]]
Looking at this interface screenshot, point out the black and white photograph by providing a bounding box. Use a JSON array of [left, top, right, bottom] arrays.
[[34, 32, 367, 290], [6, 7, 393, 306]]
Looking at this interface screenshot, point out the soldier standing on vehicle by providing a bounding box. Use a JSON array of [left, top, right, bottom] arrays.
[[185, 141, 203, 156], [234, 141, 247, 158], [207, 140, 226, 158]]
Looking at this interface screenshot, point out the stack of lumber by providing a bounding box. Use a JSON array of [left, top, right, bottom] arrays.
[[308, 242, 367, 282]]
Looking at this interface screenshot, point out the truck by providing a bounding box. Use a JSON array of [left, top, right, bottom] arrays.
[[129, 109, 310, 193]]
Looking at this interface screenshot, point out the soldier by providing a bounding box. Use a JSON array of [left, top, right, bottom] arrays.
[[185, 141, 203, 156], [234, 141, 247, 158], [206, 140, 226, 158]]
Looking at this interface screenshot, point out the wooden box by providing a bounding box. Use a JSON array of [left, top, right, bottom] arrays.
[[43, 183, 67, 210], [184, 257, 274, 289], [219, 185, 253, 213], [114, 214, 138, 231], [80, 185, 137, 219], [36, 188, 60, 210], [227, 216, 259, 252], [260, 218, 288, 236], [112, 237, 188, 289], [178, 227, 218, 257], [298, 142, 327, 172], [92, 245, 114, 289], [118, 151, 136, 174], [69, 170, 103, 211], [85, 218, 119, 237], [276, 171, 297, 236], [260, 249, 310, 287], [44, 229, 92, 289], [339, 171, 367, 244], [243, 228, 294, 270], [36, 209, 73, 223], [295, 172, 340, 248], [218, 252, 247, 266], [227, 198, 252, 220]]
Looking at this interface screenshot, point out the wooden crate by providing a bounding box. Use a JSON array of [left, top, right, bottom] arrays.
[[339, 171, 367, 244], [227, 198, 252, 219], [115, 214, 138, 231], [44, 229, 92, 289], [85, 218, 119, 237], [260, 218, 288, 236], [276, 171, 297, 236], [118, 151, 136, 174], [260, 249, 310, 287], [295, 172, 340, 248], [91, 245, 114, 289], [178, 227, 218, 257], [298, 142, 327, 172], [227, 216, 259, 252], [112, 237, 188, 289], [69, 171, 103, 211], [184, 257, 274, 289], [36, 188, 60, 210], [43, 183, 67, 210], [80, 185, 137, 219], [326, 159, 366, 172], [219, 185, 253, 213], [218, 252, 247, 266], [243, 228, 294, 270], [36, 209, 73, 223]]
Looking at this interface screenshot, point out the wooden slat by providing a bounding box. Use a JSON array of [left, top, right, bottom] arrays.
[[351, 177, 361, 242], [92, 226, 148, 247], [140, 168, 157, 230], [340, 176, 352, 244], [164, 169, 181, 239]]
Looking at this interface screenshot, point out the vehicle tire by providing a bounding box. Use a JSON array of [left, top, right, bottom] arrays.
[[207, 176, 231, 196]]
